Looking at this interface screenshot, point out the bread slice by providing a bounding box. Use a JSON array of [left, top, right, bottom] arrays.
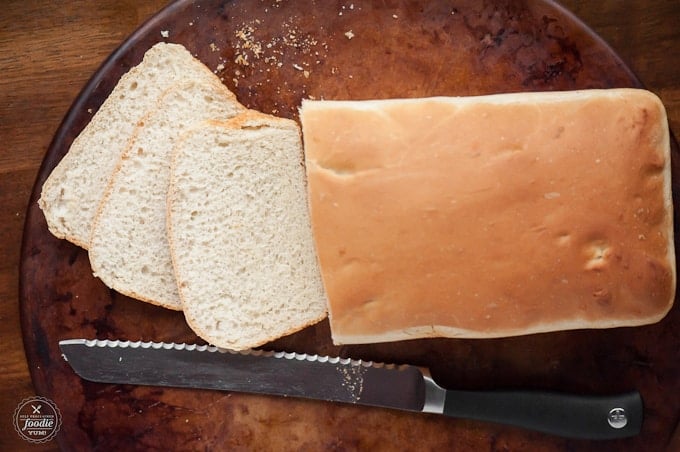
[[167, 111, 327, 349], [39, 42, 221, 248], [88, 80, 245, 310], [300, 88, 675, 344]]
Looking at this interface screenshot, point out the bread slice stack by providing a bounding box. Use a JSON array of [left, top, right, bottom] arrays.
[[88, 80, 245, 310], [39, 43, 327, 349]]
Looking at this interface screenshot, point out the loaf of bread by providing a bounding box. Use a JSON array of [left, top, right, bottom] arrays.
[[167, 111, 327, 350], [39, 43, 220, 248], [300, 88, 675, 345], [88, 80, 245, 310]]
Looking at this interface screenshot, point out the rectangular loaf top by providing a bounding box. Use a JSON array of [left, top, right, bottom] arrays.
[[300, 88, 675, 345]]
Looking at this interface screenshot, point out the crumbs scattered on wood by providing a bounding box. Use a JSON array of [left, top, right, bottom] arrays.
[[232, 16, 329, 81], [235, 54, 249, 66], [339, 3, 355, 15], [344, 30, 355, 39]]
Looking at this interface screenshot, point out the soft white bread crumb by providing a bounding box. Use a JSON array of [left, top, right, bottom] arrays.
[[88, 80, 245, 310], [39, 42, 220, 248], [167, 111, 327, 349]]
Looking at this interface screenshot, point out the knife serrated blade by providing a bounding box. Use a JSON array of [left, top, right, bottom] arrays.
[[59, 339, 642, 440]]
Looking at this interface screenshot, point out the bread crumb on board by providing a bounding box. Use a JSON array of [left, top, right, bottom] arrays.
[[211, 4, 365, 110], [230, 14, 331, 89], [160, 30, 169, 38], [339, 3, 356, 15], [235, 54, 249, 66]]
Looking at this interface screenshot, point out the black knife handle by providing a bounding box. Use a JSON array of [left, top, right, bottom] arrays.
[[442, 389, 642, 440]]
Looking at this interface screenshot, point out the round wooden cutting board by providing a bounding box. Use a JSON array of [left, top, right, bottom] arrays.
[[20, 0, 679, 450]]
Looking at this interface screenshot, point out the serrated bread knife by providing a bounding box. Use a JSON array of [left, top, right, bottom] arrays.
[[59, 339, 642, 440]]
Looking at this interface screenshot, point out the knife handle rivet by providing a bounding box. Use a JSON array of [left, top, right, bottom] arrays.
[[607, 407, 628, 429]]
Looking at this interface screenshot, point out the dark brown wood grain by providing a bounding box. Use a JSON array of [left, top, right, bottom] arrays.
[[3, 0, 679, 451]]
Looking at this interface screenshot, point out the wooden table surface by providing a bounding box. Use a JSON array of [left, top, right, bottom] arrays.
[[1, 1, 678, 450]]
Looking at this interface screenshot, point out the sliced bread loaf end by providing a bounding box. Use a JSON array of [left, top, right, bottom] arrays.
[[167, 112, 327, 348]]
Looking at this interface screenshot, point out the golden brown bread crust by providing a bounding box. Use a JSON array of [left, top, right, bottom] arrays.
[[301, 88, 675, 345]]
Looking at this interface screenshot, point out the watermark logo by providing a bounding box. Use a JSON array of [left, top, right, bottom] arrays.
[[13, 397, 62, 444]]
